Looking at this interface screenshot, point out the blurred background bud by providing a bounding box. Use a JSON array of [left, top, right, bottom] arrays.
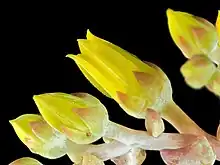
[[9, 157, 43, 165], [166, 9, 218, 59], [33, 92, 109, 144], [180, 55, 217, 89], [9, 114, 67, 159]]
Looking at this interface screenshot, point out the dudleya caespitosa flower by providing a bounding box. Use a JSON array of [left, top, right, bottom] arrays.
[[33, 92, 109, 144], [9, 114, 67, 159], [66, 30, 172, 117], [66, 30, 173, 137]]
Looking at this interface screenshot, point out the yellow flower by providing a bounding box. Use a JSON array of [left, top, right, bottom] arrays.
[[166, 8, 218, 59], [180, 55, 217, 89], [9, 157, 43, 165], [33, 92, 109, 144], [9, 114, 67, 159], [67, 30, 171, 119]]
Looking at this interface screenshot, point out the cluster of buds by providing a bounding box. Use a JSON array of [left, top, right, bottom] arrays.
[[167, 9, 220, 96], [9, 9, 220, 165]]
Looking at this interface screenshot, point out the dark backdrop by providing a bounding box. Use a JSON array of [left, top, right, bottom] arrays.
[[3, 2, 220, 165]]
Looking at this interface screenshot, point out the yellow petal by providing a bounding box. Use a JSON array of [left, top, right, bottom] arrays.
[[167, 8, 218, 58], [9, 114, 43, 147], [72, 61, 111, 98], [86, 29, 155, 74], [216, 10, 220, 42], [77, 39, 141, 95], [33, 93, 89, 132], [67, 54, 126, 98], [9, 157, 43, 165]]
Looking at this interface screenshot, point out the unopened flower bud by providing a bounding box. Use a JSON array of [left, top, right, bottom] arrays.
[[9, 114, 67, 159], [33, 92, 109, 144]]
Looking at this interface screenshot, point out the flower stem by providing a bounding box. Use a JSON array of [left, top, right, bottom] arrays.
[[161, 100, 220, 160], [66, 139, 131, 163], [161, 100, 205, 135], [104, 121, 197, 150]]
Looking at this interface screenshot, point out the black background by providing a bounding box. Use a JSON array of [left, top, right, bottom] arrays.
[[3, 2, 220, 165]]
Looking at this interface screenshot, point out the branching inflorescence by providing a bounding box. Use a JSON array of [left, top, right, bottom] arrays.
[[9, 9, 220, 165]]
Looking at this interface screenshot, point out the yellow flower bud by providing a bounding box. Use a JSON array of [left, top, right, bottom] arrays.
[[166, 9, 218, 58], [9, 157, 43, 165], [180, 55, 217, 89], [67, 30, 172, 118], [33, 92, 109, 144], [9, 114, 67, 159]]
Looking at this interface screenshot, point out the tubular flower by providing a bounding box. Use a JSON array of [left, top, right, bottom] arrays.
[[166, 8, 218, 60], [66, 30, 172, 120], [33, 92, 109, 144], [9, 157, 43, 165], [9, 114, 67, 159], [180, 55, 217, 89]]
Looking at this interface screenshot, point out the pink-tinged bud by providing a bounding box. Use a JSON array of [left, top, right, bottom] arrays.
[[145, 108, 165, 137], [166, 9, 218, 59], [180, 55, 217, 89]]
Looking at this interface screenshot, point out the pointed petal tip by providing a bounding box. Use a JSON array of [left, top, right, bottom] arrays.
[[66, 54, 75, 59], [166, 8, 175, 17], [9, 119, 15, 125]]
